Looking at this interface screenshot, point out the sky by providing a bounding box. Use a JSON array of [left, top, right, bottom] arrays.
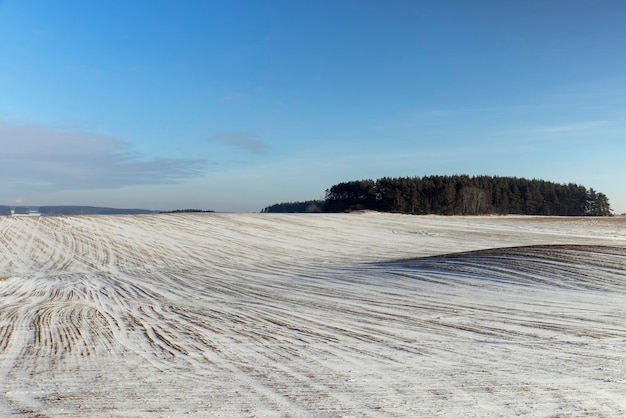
[[1, 0, 625, 213]]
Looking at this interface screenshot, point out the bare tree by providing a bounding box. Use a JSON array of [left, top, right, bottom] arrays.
[[461, 187, 489, 215]]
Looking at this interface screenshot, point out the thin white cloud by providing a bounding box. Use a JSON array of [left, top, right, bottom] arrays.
[[495, 119, 613, 142], [540, 120, 607, 133], [0, 121, 207, 193], [212, 131, 269, 155], [218, 93, 243, 103]]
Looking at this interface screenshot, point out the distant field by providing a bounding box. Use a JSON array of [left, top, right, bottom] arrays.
[[0, 213, 625, 416]]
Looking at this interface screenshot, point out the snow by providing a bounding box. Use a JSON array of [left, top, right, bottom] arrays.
[[0, 213, 625, 416]]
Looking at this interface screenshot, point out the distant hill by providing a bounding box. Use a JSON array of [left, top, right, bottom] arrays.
[[0, 206, 216, 216], [37, 206, 155, 215], [159, 209, 215, 214]]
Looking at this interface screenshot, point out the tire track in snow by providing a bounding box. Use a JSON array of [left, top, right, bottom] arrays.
[[0, 214, 625, 416]]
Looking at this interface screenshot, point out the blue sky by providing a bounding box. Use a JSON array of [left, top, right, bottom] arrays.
[[1, 0, 625, 213]]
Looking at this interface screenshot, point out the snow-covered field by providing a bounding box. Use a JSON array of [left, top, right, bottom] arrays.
[[0, 213, 625, 417]]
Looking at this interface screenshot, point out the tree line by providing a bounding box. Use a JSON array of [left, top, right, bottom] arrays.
[[263, 175, 612, 216], [261, 200, 324, 213]]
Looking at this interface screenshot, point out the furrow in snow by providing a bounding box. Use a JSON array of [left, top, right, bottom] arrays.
[[0, 214, 625, 416]]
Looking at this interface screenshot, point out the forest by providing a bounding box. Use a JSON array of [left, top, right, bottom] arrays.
[[263, 175, 612, 216]]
